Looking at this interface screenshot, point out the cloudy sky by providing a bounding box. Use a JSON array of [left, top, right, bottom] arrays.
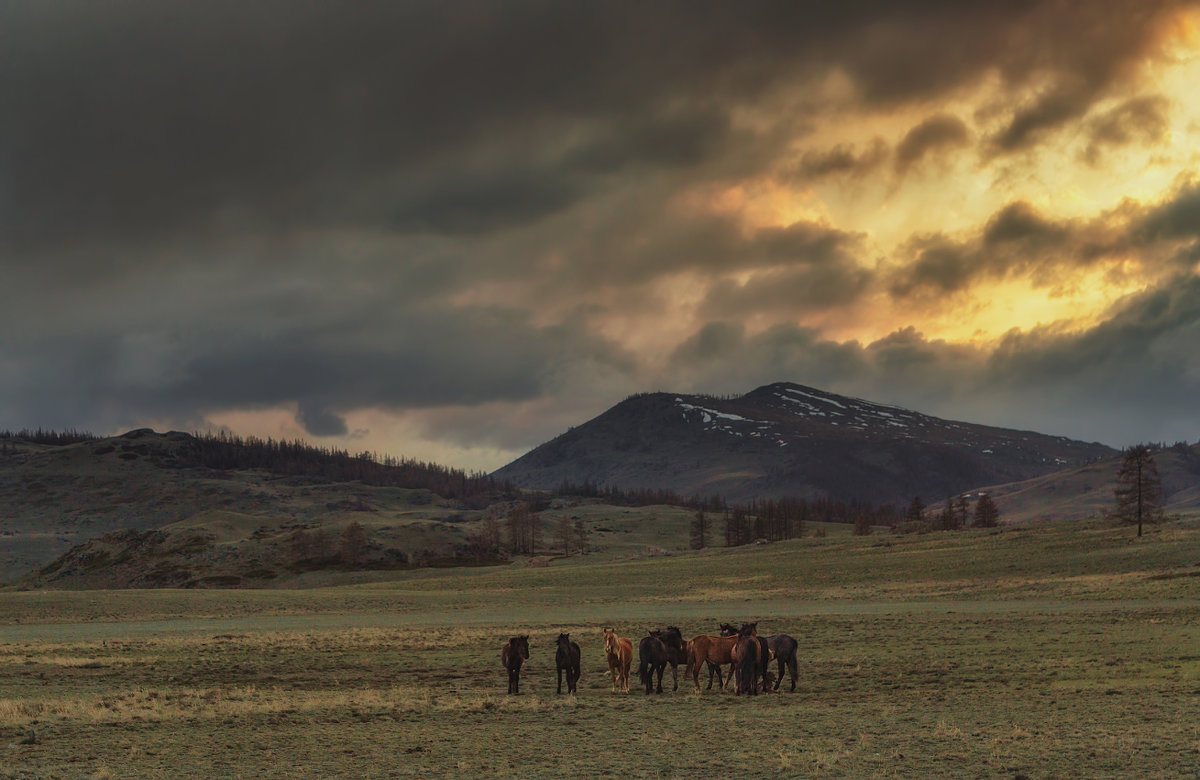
[[5, 1, 1200, 471]]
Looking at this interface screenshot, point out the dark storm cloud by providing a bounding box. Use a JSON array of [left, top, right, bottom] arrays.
[[889, 200, 1123, 296], [788, 140, 889, 181], [894, 115, 971, 173], [3, 0, 1186, 255], [1081, 95, 1171, 165], [2, 0, 1196, 454], [0, 286, 632, 436]]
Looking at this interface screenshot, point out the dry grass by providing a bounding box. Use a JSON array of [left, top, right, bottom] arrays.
[[4, 521, 1200, 777]]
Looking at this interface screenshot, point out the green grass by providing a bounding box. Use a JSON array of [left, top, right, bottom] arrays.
[[2, 519, 1199, 777]]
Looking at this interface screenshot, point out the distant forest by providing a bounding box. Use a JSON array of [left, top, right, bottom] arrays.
[[0, 427, 514, 504]]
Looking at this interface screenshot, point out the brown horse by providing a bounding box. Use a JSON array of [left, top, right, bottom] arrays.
[[722, 622, 772, 693], [602, 628, 633, 692], [686, 632, 740, 692], [501, 635, 529, 695], [733, 625, 761, 696]]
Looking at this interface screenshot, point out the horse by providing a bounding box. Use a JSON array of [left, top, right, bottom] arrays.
[[502, 635, 529, 694], [721, 622, 771, 693], [733, 624, 761, 696], [686, 632, 740, 692], [766, 633, 799, 692], [638, 632, 670, 694], [602, 628, 633, 692], [654, 626, 689, 692], [556, 633, 582, 695]]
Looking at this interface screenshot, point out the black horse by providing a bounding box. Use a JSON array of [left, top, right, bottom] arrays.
[[502, 635, 529, 694], [766, 633, 799, 691], [556, 632, 582, 694], [638, 632, 669, 694]]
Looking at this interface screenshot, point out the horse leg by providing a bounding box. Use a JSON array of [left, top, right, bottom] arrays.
[[670, 661, 678, 692], [655, 663, 664, 694], [557, 665, 563, 695], [788, 654, 798, 692]]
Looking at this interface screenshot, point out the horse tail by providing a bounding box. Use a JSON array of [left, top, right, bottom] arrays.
[[638, 655, 652, 688]]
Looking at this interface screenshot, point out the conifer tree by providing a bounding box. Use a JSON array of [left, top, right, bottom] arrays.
[[974, 493, 1000, 528], [1113, 444, 1163, 537]]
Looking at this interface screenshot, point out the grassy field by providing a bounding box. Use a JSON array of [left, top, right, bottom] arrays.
[[2, 519, 1199, 778]]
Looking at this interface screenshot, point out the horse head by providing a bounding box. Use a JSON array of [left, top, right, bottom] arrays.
[[516, 635, 530, 659], [603, 627, 618, 654], [661, 626, 684, 649], [719, 622, 738, 636], [738, 622, 758, 637]]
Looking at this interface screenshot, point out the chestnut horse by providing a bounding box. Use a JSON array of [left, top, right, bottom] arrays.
[[501, 635, 529, 694], [686, 631, 740, 692], [602, 628, 633, 692]]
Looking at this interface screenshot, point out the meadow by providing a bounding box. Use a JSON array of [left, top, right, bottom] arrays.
[[2, 519, 1199, 778]]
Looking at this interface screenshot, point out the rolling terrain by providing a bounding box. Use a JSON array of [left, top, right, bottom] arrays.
[[0, 429, 508, 586], [495, 382, 1118, 504], [2, 520, 1198, 777]]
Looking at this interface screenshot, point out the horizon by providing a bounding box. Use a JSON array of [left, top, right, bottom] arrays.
[[5, 2, 1200, 472]]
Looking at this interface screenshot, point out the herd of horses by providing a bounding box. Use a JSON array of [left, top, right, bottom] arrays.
[[501, 622, 798, 696]]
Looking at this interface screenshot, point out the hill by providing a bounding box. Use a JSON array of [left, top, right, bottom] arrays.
[[984, 441, 1200, 524], [0, 428, 510, 586], [494, 382, 1118, 505]]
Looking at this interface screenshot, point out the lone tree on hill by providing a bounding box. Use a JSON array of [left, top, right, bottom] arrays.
[[973, 493, 1000, 528], [1113, 445, 1163, 537]]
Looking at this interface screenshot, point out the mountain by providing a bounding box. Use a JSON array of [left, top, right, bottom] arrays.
[[493, 382, 1119, 505]]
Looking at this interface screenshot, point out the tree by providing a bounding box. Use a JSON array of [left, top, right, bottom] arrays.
[[936, 496, 959, 531], [1113, 445, 1163, 537], [573, 519, 589, 555], [906, 496, 926, 526], [339, 522, 367, 567], [955, 494, 970, 529], [974, 493, 1000, 528], [556, 515, 573, 556], [690, 510, 709, 549]]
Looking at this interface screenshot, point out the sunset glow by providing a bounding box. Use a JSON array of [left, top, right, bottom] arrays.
[[5, 1, 1200, 470]]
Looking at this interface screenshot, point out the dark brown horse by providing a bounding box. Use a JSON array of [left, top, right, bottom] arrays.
[[721, 622, 771, 693], [654, 626, 688, 691], [556, 633, 582, 694], [733, 624, 761, 696], [502, 635, 529, 694], [766, 633, 799, 692], [638, 632, 670, 694]]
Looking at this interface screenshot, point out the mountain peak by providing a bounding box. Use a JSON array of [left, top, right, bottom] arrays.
[[494, 382, 1117, 504]]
